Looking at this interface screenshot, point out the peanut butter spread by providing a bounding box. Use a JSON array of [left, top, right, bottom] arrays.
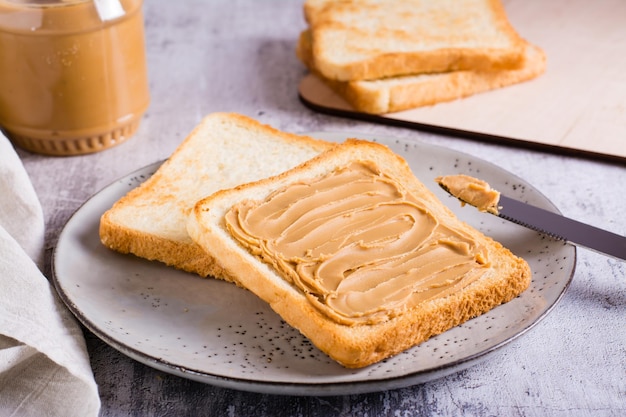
[[436, 175, 500, 215], [226, 162, 492, 326]]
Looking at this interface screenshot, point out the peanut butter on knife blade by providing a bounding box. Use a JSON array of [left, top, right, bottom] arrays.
[[436, 175, 501, 215]]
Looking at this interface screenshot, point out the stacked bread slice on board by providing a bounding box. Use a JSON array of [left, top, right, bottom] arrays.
[[297, 0, 546, 114]]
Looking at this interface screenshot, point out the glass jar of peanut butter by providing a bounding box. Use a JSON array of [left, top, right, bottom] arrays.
[[0, 0, 149, 155]]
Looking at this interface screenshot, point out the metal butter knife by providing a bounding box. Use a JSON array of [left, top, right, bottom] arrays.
[[436, 176, 626, 261]]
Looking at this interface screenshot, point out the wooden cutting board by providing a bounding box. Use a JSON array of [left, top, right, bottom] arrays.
[[298, 0, 626, 164]]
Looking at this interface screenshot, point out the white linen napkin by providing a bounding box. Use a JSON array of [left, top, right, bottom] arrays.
[[0, 136, 100, 416]]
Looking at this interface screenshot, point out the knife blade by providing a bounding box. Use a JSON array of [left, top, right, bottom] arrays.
[[434, 175, 626, 260], [496, 195, 626, 260]]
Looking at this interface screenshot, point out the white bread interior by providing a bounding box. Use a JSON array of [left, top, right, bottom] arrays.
[[99, 112, 331, 280]]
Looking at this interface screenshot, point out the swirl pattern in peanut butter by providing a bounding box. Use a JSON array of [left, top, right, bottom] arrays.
[[226, 161, 490, 325]]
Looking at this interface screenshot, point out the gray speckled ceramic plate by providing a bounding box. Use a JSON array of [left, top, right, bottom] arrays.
[[52, 133, 575, 396]]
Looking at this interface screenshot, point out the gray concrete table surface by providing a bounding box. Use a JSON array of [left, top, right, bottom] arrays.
[[17, 1, 625, 416]]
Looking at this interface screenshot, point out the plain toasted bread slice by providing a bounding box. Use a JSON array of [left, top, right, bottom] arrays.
[[303, 0, 527, 81], [187, 139, 531, 368], [297, 31, 546, 114], [99, 112, 331, 280]]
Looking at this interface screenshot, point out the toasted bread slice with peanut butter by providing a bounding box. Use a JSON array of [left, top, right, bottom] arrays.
[[187, 139, 531, 368]]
